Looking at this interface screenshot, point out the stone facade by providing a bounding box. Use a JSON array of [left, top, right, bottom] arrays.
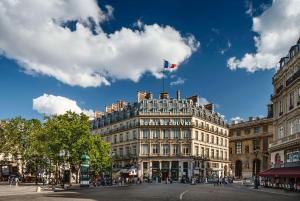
[[91, 91, 230, 182], [229, 117, 273, 178], [270, 38, 300, 168]]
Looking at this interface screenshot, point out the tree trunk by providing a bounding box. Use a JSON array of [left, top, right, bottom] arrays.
[[69, 168, 72, 186]]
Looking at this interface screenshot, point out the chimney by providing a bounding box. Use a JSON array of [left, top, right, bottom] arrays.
[[160, 92, 169, 99], [204, 103, 214, 112], [176, 90, 181, 100], [267, 103, 273, 118], [249, 117, 253, 121], [187, 95, 199, 105], [137, 91, 147, 102]]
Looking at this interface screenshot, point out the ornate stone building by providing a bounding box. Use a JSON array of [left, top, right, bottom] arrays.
[[229, 116, 273, 179], [269, 38, 300, 170], [91, 91, 230, 182]]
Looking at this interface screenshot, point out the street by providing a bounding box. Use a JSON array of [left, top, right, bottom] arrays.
[[0, 183, 299, 201]]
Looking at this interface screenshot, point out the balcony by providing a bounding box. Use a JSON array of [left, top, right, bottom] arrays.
[[286, 68, 300, 87], [270, 132, 300, 148]]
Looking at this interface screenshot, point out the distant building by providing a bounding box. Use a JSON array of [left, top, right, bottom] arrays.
[[263, 38, 300, 181], [229, 116, 273, 179], [91, 91, 230, 182]]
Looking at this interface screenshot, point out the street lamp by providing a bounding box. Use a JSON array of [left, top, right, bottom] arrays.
[[59, 150, 66, 189], [110, 151, 115, 186]]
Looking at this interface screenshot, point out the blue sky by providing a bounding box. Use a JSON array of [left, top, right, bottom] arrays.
[[1, 0, 299, 122]]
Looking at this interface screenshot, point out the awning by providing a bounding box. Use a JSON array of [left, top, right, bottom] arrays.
[[259, 167, 300, 177]]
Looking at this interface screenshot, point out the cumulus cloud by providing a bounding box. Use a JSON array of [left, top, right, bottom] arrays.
[[230, 116, 244, 123], [33, 94, 94, 118], [170, 77, 185, 86], [227, 0, 300, 72], [0, 0, 199, 88]]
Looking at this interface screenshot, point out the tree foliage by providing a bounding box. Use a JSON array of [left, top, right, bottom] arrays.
[[0, 111, 110, 181]]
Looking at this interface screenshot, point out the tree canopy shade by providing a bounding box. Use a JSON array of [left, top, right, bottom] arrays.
[[0, 111, 110, 184]]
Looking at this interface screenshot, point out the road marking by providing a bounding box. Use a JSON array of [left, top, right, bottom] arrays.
[[179, 189, 190, 200]]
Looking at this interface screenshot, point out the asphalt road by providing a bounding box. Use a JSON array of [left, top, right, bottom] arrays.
[[0, 183, 299, 201]]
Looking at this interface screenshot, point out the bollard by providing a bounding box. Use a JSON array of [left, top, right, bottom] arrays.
[[36, 186, 41, 192]]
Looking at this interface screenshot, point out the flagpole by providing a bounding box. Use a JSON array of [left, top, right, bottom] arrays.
[[162, 70, 165, 92]]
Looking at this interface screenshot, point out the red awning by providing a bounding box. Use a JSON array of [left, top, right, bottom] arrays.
[[259, 167, 300, 177]]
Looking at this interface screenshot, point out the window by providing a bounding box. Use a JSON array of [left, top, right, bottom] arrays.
[[253, 139, 260, 150], [211, 135, 214, 144], [132, 146, 136, 155], [126, 132, 129, 141], [119, 134, 123, 142], [195, 120, 198, 127], [119, 147, 123, 156], [153, 130, 160, 139], [211, 149, 215, 158], [245, 129, 251, 134], [278, 126, 284, 139], [236, 129, 241, 136], [235, 141, 242, 154], [254, 127, 260, 134], [183, 146, 190, 155], [216, 137, 219, 145], [163, 129, 169, 139], [143, 162, 148, 169], [195, 131, 199, 140], [195, 146, 199, 156], [201, 132, 204, 141], [163, 144, 169, 155], [206, 134, 209, 143], [183, 130, 190, 139], [225, 139, 227, 147], [133, 131, 137, 139], [125, 146, 130, 155], [289, 92, 294, 110], [142, 144, 149, 155], [221, 151, 223, 160], [114, 135, 117, 143], [152, 144, 159, 154], [143, 129, 149, 139], [279, 100, 283, 115], [245, 145, 249, 154], [220, 138, 223, 146], [173, 129, 179, 139], [173, 144, 179, 155], [216, 150, 219, 159], [201, 147, 204, 156], [205, 148, 209, 157]]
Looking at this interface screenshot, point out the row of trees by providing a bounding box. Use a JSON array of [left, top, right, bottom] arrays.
[[0, 111, 110, 185]]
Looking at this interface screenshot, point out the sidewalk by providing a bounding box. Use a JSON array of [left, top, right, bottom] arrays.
[[0, 183, 51, 197], [247, 186, 300, 197]]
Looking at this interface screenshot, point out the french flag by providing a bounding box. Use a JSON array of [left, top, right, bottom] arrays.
[[164, 60, 177, 69]]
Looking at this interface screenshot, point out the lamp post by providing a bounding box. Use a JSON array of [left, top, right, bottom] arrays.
[[110, 151, 115, 186]]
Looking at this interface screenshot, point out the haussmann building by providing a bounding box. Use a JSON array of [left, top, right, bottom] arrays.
[[91, 91, 230, 182]]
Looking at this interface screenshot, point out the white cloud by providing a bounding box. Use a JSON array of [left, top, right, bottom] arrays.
[[0, 0, 199, 88], [170, 77, 185, 86], [199, 97, 210, 105], [227, 0, 300, 72], [230, 116, 243, 124], [33, 94, 94, 118]]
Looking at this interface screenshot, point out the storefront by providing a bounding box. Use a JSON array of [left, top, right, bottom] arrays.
[[259, 167, 300, 190]]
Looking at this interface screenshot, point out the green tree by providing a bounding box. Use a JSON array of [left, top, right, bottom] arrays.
[[44, 111, 110, 185]]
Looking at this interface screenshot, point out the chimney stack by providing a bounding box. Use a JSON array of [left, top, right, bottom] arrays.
[[267, 103, 273, 118], [176, 90, 181, 100]]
